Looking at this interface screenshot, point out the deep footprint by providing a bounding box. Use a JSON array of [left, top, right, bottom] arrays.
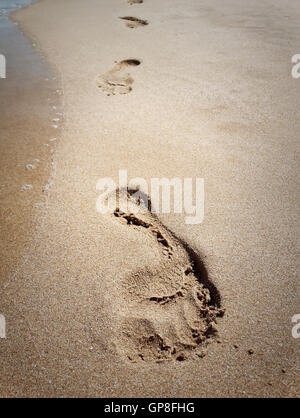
[[97, 59, 141, 95], [120, 16, 148, 29], [111, 189, 224, 362]]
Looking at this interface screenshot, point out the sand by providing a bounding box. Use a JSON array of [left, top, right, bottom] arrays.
[[0, 0, 299, 397], [0, 7, 62, 288]]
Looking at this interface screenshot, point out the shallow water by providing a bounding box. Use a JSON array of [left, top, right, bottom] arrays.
[[0, 0, 34, 14], [0, 0, 50, 85]]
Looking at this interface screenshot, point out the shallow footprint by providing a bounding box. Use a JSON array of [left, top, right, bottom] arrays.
[[128, 0, 143, 4], [97, 59, 141, 95], [109, 189, 224, 362], [119, 16, 148, 29]]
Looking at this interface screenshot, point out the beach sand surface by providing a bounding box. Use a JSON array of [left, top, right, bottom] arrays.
[[0, 0, 299, 397]]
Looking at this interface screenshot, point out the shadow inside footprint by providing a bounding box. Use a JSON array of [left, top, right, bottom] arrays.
[[128, 0, 143, 4], [120, 16, 148, 28], [97, 59, 141, 95], [109, 188, 225, 363], [119, 59, 141, 66]]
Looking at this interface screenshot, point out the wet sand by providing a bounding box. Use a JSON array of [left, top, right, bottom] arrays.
[[0, 0, 299, 397], [0, 3, 62, 286]]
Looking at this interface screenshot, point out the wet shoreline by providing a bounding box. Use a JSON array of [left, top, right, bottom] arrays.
[[0, 1, 62, 286]]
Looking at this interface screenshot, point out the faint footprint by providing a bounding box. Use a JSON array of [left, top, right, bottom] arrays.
[[119, 16, 148, 29], [128, 0, 143, 4], [109, 189, 224, 362], [97, 59, 141, 95]]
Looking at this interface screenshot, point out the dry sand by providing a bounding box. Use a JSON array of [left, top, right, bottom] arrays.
[[0, 0, 299, 397]]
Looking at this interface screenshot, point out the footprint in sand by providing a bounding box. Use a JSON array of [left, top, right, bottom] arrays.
[[97, 59, 141, 95], [128, 0, 143, 4], [119, 16, 148, 29], [109, 189, 224, 362]]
